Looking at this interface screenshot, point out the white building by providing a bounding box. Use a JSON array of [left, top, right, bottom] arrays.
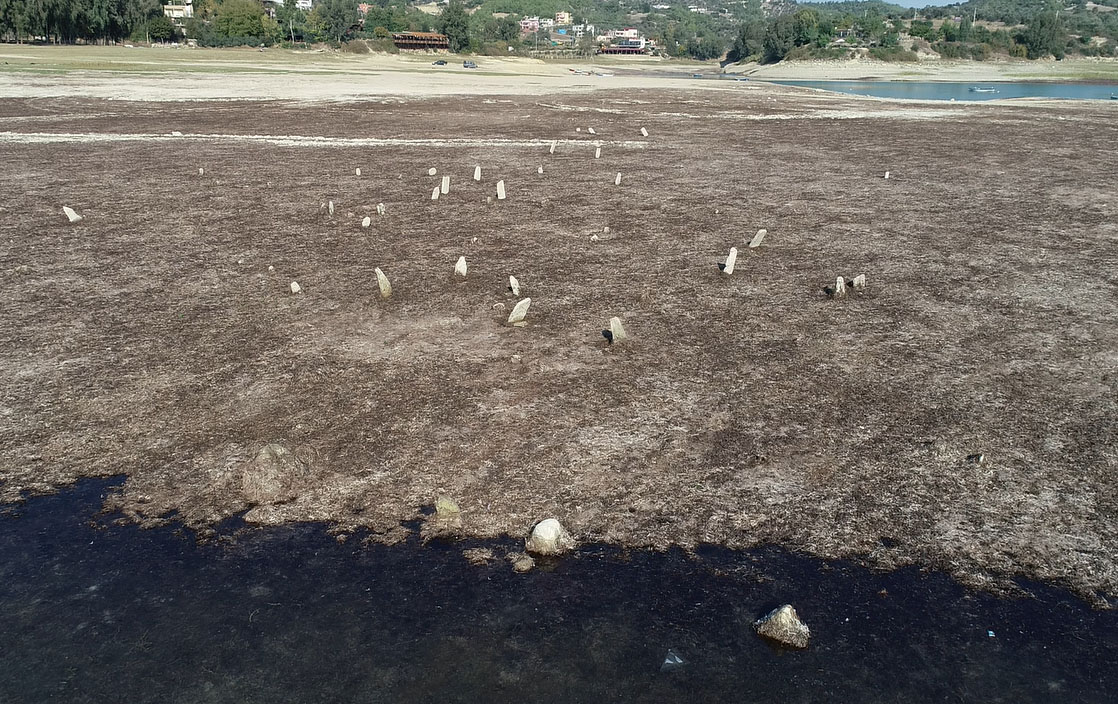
[[162, 0, 193, 27]]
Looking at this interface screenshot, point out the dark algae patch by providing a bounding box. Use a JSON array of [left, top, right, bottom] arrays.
[[2, 480, 1117, 703]]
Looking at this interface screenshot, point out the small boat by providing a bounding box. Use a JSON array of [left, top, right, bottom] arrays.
[[1111, 94, 1118, 100], [968, 87, 999, 94]]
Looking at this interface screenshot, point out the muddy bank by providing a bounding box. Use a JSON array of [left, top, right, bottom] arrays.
[[1, 89, 1116, 603], [2, 478, 1117, 703]]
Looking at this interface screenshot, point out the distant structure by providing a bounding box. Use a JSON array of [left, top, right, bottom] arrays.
[[392, 32, 450, 51]]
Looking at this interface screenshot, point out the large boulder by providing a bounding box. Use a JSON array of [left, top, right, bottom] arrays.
[[241, 443, 308, 505], [754, 604, 811, 649], [525, 518, 575, 556]]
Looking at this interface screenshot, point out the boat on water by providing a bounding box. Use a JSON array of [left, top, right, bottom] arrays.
[[969, 87, 999, 93], [1111, 94, 1118, 100]]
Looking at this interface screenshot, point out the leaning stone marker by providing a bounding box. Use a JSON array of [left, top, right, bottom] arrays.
[[441, 175, 450, 194], [375, 267, 392, 299], [361, 216, 371, 228], [509, 275, 520, 296], [496, 180, 506, 200], [474, 165, 481, 181], [431, 186, 440, 200], [507, 298, 531, 326], [722, 247, 738, 275], [754, 604, 811, 649], [290, 281, 302, 294], [454, 256, 467, 277], [525, 518, 575, 556], [640, 127, 649, 137], [595, 147, 601, 159], [852, 274, 866, 290], [749, 229, 767, 248], [588, 127, 596, 135], [62, 206, 82, 223], [549, 141, 556, 154], [615, 173, 622, 186]]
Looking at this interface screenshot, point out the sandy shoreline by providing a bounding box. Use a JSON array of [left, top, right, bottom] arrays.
[[0, 46, 1115, 102]]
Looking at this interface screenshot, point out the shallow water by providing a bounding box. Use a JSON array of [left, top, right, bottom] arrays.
[[2, 479, 1116, 703], [767, 80, 1118, 102]]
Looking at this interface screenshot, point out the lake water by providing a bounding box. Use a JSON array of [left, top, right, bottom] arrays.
[[3, 478, 1117, 702], [766, 80, 1118, 102]]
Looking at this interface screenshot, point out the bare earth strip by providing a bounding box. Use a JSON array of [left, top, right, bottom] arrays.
[[1, 61, 1116, 604]]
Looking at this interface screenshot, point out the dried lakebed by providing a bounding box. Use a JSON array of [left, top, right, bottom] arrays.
[[1, 89, 1116, 608], [2, 478, 1117, 703]]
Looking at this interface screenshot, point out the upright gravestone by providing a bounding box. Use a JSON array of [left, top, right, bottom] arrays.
[[328, 201, 335, 216], [356, 167, 361, 176], [509, 275, 520, 296], [290, 281, 302, 294], [615, 173, 622, 186], [609, 316, 627, 343], [441, 175, 450, 195], [595, 147, 601, 159], [835, 276, 847, 298], [361, 216, 371, 228], [474, 165, 481, 181], [454, 256, 468, 277], [722, 247, 738, 275], [376, 203, 386, 216], [431, 186, 440, 200], [852, 274, 866, 290], [537, 166, 544, 175], [497, 181, 506, 200]]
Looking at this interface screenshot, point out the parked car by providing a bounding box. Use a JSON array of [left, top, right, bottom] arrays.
[[432, 60, 447, 66], [463, 60, 478, 68]]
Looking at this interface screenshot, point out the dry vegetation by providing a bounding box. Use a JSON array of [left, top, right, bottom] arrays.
[[1, 86, 1116, 602]]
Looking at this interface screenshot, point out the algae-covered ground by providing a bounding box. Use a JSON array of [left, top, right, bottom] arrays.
[[1, 82, 1116, 603]]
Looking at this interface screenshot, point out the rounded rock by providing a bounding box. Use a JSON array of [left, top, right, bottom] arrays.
[[525, 518, 575, 556]]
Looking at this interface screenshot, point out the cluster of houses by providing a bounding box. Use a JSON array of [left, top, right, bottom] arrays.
[[518, 12, 653, 53]]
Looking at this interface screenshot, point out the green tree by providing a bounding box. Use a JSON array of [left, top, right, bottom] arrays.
[[762, 14, 795, 63], [440, 0, 469, 52], [148, 14, 177, 41], [215, 0, 268, 37], [317, 0, 356, 43], [1022, 11, 1066, 59]]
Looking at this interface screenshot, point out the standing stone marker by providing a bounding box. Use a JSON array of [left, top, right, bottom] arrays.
[[609, 316, 627, 343], [356, 167, 361, 176], [496, 180, 506, 200], [507, 298, 531, 326], [198, 167, 204, 176], [328, 200, 335, 216], [526, 518, 575, 555], [588, 127, 596, 135], [835, 276, 847, 298], [749, 229, 767, 248], [431, 186, 440, 200], [721, 247, 738, 275], [754, 604, 811, 649], [509, 275, 520, 296], [595, 147, 601, 159], [290, 281, 302, 294], [884, 171, 891, 180], [473, 165, 481, 181], [640, 127, 649, 137], [441, 175, 450, 195], [615, 173, 622, 186], [428, 167, 437, 176], [376, 203, 386, 216], [361, 216, 371, 228], [537, 166, 544, 175], [454, 256, 468, 277], [375, 267, 392, 299], [852, 274, 866, 290], [62, 206, 82, 223]]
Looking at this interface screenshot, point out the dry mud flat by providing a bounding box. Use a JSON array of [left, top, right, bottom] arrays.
[[1, 87, 1116, 602]]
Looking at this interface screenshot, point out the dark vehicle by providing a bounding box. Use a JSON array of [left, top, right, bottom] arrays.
[[432, 60, 447, 66], [463, 60, 478, 68]]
